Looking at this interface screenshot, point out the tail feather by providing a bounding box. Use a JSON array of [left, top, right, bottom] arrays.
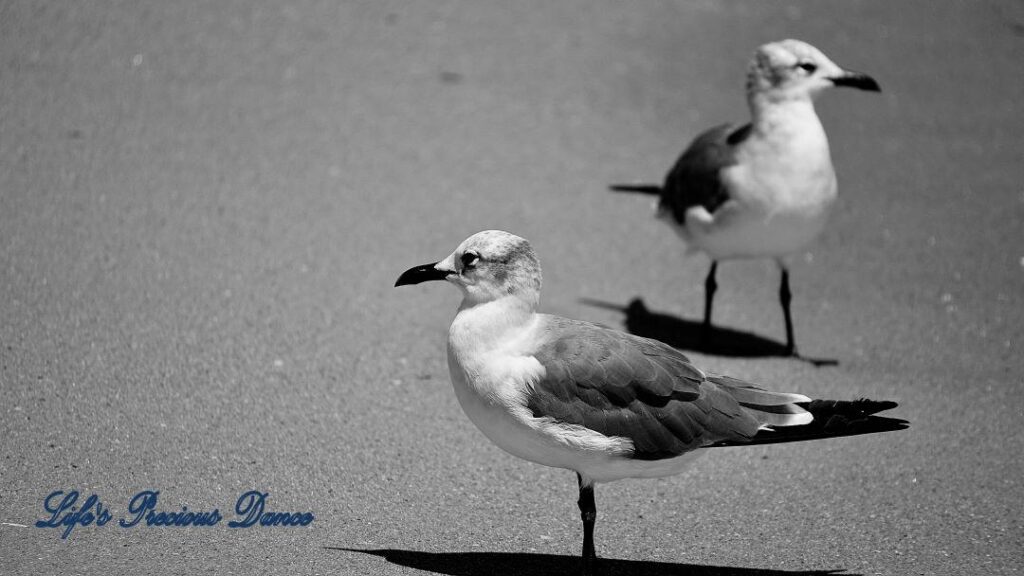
[[710, 398, 909, 448], [609, 184, 662, 195]]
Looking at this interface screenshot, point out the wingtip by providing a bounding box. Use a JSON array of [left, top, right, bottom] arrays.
[[609, 184, 662, 195], [855, 398, 899, 415], [847, 415, 910, 435], [800, 398, 900, 417]]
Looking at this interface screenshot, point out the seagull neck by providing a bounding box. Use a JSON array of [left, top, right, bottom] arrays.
[[452, 296, 537, 348], [747, 94, 822, 139]]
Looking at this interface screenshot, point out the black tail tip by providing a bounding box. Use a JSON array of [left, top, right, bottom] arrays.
[[801, 398, 900, 417], [838, 414, 910, 435], [852, 398, 899, 415], [800, 398, 909, 436]]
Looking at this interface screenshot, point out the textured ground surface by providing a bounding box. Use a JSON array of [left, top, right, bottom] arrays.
[[2, 1, 1023, 575]]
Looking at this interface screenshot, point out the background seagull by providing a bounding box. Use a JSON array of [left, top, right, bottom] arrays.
[[395, 230, 907, 576], [612, 39, 880, 360]]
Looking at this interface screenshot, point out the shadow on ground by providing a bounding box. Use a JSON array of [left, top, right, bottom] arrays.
[[331, 548, 855, 576], [580, 297, 838, 367]]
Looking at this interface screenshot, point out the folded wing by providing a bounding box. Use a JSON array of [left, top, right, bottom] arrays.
[[526, 316, 812, 460], [659, 123, 751, 225]]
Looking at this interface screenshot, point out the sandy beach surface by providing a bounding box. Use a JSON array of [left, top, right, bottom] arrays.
[[2, 2, 1022, 574]]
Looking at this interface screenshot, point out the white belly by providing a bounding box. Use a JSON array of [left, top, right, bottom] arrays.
[[674, 201, 833, 260], [670, 160, 837, 260]]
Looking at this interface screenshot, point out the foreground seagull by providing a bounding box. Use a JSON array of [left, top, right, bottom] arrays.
[[613, 39, 880, 358], [395, 230, 906, 575]]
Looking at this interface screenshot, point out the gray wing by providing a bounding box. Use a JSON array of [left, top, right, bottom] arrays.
[[659, 123, 751, 225], [527, 316, 762, 460]]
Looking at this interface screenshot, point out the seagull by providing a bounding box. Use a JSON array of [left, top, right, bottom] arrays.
[[612, 39, 881, 359], [395, 230, 907, 576]]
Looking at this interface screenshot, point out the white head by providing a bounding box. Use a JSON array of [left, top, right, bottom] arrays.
[[746, 39, 880, 104], [395, 230, 542, 308]]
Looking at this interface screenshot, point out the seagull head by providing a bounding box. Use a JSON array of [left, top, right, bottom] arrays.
[[747, 39, 880, 103], [395, 230, 542, 307]]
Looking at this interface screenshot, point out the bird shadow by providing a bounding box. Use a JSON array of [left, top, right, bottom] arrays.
[[330, 547, 857, 576], [580, 297, 838, 367]]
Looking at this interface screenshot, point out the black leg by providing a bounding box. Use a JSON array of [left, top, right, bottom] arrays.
[[577, 473, 597, 576], [778, 264, 797, 356], [702, 260, 718, 337]]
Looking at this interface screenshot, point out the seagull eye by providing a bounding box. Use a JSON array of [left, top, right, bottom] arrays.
[[461, 252, 480, 270], [797, 62, 818, 74]]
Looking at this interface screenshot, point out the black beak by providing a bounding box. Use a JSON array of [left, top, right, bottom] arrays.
[[831, 70, 881, 92], [394, 262, 450, 287]]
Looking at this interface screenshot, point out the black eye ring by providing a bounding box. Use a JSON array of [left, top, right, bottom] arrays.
[[797, 62, 817, 73], [461, 252, 479, 269]]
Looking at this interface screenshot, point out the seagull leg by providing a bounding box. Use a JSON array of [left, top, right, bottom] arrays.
[[702, 261, 719, 339], [778, 263, 798, 356], [577, 473, 597, 575]]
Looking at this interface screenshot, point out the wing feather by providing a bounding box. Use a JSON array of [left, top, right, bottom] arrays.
[[527, 316, 765, 460], [707, 375, 811, 406], [521, 317, 904, 457], [659, 123, 751, 224]]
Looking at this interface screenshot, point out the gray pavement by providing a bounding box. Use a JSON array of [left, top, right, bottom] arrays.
[[1, 1, 1023, 575]]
